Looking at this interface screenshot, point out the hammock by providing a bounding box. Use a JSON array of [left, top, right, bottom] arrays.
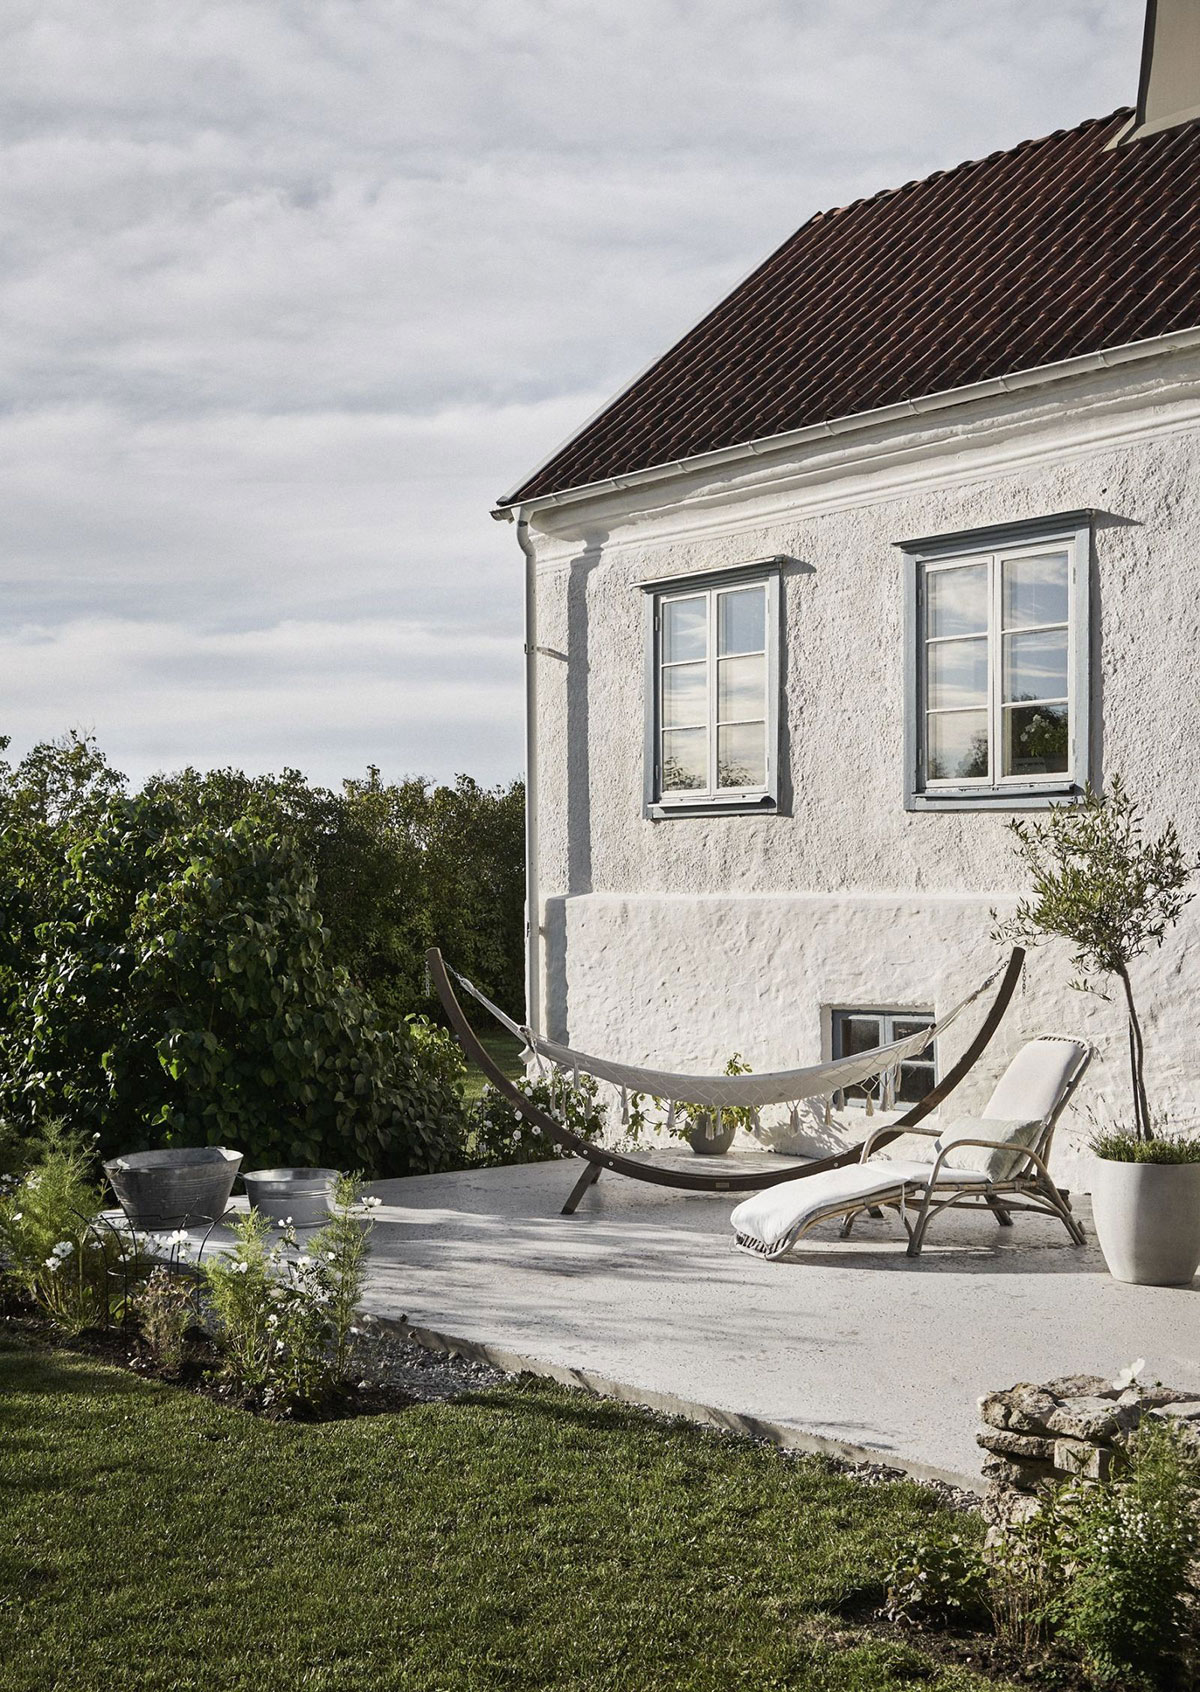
[[428, 946, 1026, 1213], [447, 959, 1006, 1122]]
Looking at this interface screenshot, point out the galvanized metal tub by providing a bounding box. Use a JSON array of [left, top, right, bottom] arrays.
[[241, 1167, 340, 1228], [104, 1146, 242, 1230]]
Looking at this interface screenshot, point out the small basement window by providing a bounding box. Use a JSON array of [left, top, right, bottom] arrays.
[[830, 1008, 936, 1106], [642, 559, 781, 817]]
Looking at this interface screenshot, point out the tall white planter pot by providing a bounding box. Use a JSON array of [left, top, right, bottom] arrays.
[[1090, 1158, 1200, 1286]]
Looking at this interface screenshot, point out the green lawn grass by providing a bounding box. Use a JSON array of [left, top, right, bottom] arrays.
[[460, 1028, 524, 1104], [0, 1336, 1014, 1692]]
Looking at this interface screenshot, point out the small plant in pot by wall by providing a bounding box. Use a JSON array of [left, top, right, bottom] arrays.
[[626, 1055, 754, 1156], [684, 1054, 754, 1156], [996, 778, 1200, 1285]]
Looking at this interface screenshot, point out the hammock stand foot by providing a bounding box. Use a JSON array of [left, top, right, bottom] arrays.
[[562, 1160, 602, 1215]]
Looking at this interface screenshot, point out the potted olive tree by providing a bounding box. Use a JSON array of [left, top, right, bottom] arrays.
[[997, 778, 1200, 1285]]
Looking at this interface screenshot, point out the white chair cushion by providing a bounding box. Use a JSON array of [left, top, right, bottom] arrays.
[[933, 1116, 1042, 1180], [983, 1037, 1087, 1123]]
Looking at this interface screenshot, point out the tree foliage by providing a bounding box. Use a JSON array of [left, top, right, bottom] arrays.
[[0, 733, 522, 1174], [995, 779, 1195, 1139]]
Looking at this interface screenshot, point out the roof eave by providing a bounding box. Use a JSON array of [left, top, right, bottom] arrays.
[[491, 324, 1200, 522]]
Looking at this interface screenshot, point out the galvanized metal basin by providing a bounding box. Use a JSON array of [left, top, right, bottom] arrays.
[[241, 1167, 340, 1228], [104, 1146, 242, 1230]]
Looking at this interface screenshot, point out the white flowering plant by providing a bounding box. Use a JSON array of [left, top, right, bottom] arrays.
[[1054, 1417, 1200, 1687], [465, 1073, 605, 1168], [0, 1121, 146, 1332], [888, 1414, 1200, 1685], [201, 1177, 377, 1412]]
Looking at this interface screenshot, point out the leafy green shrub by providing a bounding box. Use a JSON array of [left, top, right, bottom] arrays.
[[465, 1072, 606, 1167], [883, 1521, 987, 1627], [1055, 1419, 1200, 1687], [0, 750, 467, 1176], [144, 761, 525, 1025], [202, 1180, 378, 1413]]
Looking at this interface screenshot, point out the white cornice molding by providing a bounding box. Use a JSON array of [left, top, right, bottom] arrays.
[[498, 326, 1200, 530], [525, 355, 1200, 564]]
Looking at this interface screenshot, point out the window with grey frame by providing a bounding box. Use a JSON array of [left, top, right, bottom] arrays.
[[899, 514, 1092, 809], [643, 563, 781, 816], [830, 1008, 936, 1106]]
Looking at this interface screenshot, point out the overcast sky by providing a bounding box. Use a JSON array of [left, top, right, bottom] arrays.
[[0, 1, 1143, 791]]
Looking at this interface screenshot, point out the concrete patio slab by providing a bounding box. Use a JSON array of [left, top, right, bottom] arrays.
[[362, 1153, 1200, 1488]]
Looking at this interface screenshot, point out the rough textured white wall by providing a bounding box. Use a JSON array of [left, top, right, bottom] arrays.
[[527, 349, 1200, 1191]]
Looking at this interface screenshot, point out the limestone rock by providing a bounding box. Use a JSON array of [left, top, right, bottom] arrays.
[[1045, 1396, 1137, 1442], [1149, 1405, 1200, 1453], [1120, 1383, 1196, 1409], [981, 1488, 1043, 1532], [978, 1390, 1014, 1429], [1005, 1385, 1059, 1433], [1041, 1374, 1120, 1401], [976, 1427, 1056, 1460], [981, 1452, 1056, 1491], [1157, 1399, 1200, 1421], [1053, 1439, 1118, 1480]]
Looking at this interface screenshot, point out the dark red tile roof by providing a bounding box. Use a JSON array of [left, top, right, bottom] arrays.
[[504, 109, 1200, 506]]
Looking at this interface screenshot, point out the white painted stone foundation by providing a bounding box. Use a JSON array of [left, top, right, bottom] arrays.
[[524, 348, 1200, 1195]]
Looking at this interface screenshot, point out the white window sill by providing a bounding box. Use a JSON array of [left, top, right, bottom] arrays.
[[907, 781, 1082, 812], [647, 793, 778, 820]]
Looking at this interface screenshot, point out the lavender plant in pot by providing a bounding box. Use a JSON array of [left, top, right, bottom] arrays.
[[997, 779, 1200, 1285]]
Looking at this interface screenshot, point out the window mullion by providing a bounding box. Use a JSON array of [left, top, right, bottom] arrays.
[[989, 554, 1001, 784], [1067, 539, 1078, 783], [708, 591, 718, 797]]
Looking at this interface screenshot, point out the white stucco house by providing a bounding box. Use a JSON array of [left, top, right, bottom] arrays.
[[493, 1, 1200, 1191]]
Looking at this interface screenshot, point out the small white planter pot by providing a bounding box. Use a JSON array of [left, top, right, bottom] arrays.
[[1091, 1157, 1200, 1286]]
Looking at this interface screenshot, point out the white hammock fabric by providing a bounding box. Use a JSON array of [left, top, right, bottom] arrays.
[[450, 962, 1004, 1115]]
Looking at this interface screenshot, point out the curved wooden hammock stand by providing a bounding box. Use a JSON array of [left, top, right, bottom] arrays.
[[427, 945, 1026, 1216]]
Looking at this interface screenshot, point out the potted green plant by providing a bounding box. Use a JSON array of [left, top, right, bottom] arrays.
[[683, 1053, 754, 1155], [997, 778, 1200, 1285], [626, 1055, 754, 1157]]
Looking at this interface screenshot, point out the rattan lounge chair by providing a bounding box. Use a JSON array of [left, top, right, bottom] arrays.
[[731, 1036, 1091, 1260]]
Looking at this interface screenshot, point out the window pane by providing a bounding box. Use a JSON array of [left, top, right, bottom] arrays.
[[898, 1061, 936, 1103], [891, 1018, 933, 1045], [718, 653, 765, 721], [717, 721, 765, 789], [926, 563, 987, 639], [927, 637, 987, 710], [663, 596, 707, 663], [839, 1015, 882, 1058], [717, 587, 765, 656], [1003, 703, 1068, 777], [1003, 628, 1067, 703], [663, 661, 707, 727], [662, 728, 707, 791], [1002, 552, 1068, 629], [927, 709, 988, 780]]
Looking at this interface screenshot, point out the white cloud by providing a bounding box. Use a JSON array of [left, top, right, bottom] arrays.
[[0, 0, 1142, 785]]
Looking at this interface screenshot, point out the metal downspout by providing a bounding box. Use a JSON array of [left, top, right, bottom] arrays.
[[515, 507, 540, 1035]]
